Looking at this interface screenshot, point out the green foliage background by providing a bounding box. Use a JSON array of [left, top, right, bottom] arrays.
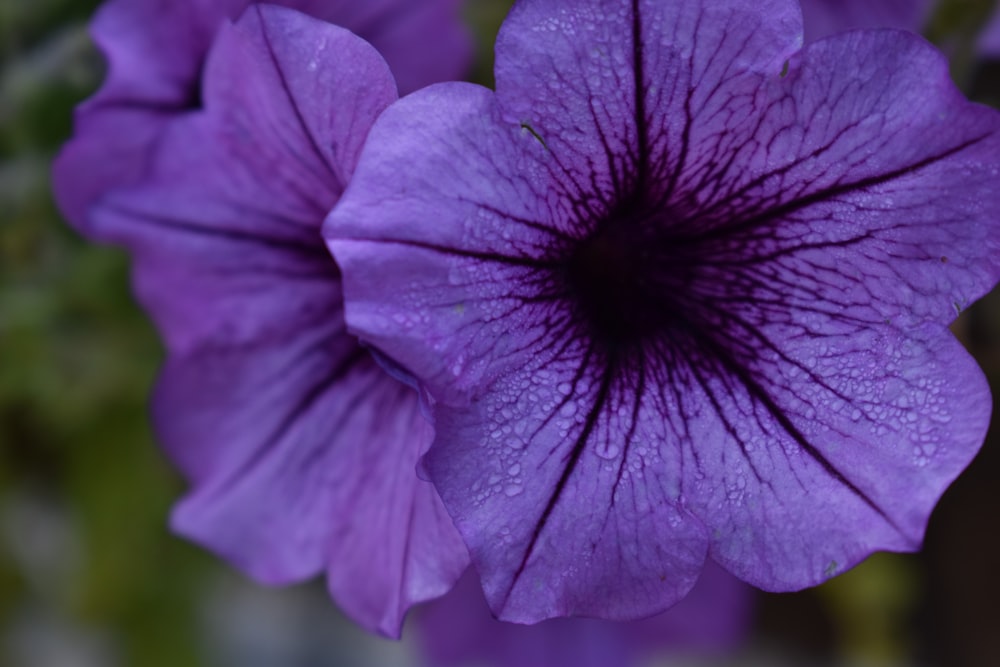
[[1, 1, 212, 664]]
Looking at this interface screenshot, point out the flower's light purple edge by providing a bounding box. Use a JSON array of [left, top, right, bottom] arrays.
[[326, 0, 999, 624], [87, 4, 468, 637]]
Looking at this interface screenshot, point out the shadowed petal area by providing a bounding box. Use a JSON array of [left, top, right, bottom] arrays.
[[52, 0, 472, 229], [415, 560, 752, 667], [89, 6, 467, 637], [798, 0, 933, 41], [328, 0, 1000, 623]]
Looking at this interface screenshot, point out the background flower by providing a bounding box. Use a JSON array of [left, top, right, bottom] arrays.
[[415, 560, 752, 667], [980, 6, 1000, 57], [81, 5, 469, 638], [798, 0, 934, 40], [52, 0, 473, 234]]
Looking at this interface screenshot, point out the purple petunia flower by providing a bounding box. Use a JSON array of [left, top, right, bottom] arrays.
[[52, 0, 472, 232], [799, 0, 934, 41], [327, 0, 1000, 624], [416, 560, 752, 667], [82, 6, 468, 637]]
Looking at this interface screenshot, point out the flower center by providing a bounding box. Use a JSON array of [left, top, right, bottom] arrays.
[[567, 215, 683, 348]]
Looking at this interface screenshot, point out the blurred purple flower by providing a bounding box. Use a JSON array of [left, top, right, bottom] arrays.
[[799, 0, 934, 41], [327, 0, 1000, 624], [981, 7, 1000, 57], [53, 0, 472, 232], [83, 6, 469, 637], [416, 561, 752, 667], [800, 1, 1000, 62]]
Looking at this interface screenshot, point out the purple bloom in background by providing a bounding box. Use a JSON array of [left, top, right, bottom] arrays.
[[82, 6, 468, 637], [981, 7, 1000, 57], [328, 0, 1000, 624], [799, 0, 1000, 62], [799, 0, 934, 40], [416, 560, 752, 667], [53, 0, 472, 232]]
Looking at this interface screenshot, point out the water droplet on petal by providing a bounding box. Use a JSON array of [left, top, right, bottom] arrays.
[[596, 443, 620, 460]]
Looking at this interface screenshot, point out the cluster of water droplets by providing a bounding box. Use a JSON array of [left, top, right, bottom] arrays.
[[761, 316, 952, 477]]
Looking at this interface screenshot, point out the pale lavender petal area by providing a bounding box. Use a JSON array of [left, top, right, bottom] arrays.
[[89, 6, 467, 637], [52, 0, 473, 230], [980, 7, 1000, 57], [799, 0, 934, 41], [415, 561, 752, 667], [327, 0, 1000, 623]]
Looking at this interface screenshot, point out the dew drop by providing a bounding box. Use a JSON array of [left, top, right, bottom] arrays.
[[596, 444, 620, 460], [507, 438, 526, 451]]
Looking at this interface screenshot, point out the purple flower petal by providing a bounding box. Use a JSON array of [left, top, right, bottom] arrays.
[[799, 0, 934, 41], [52, 0, 473, 230], [980, 8, 1000, 58], [327, 0, 1000, 623], [90, 5, 467, 637], [415, 560, 752, 667]]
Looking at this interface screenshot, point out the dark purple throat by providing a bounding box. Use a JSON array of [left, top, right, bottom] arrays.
[[566, 203, 696, 349]]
